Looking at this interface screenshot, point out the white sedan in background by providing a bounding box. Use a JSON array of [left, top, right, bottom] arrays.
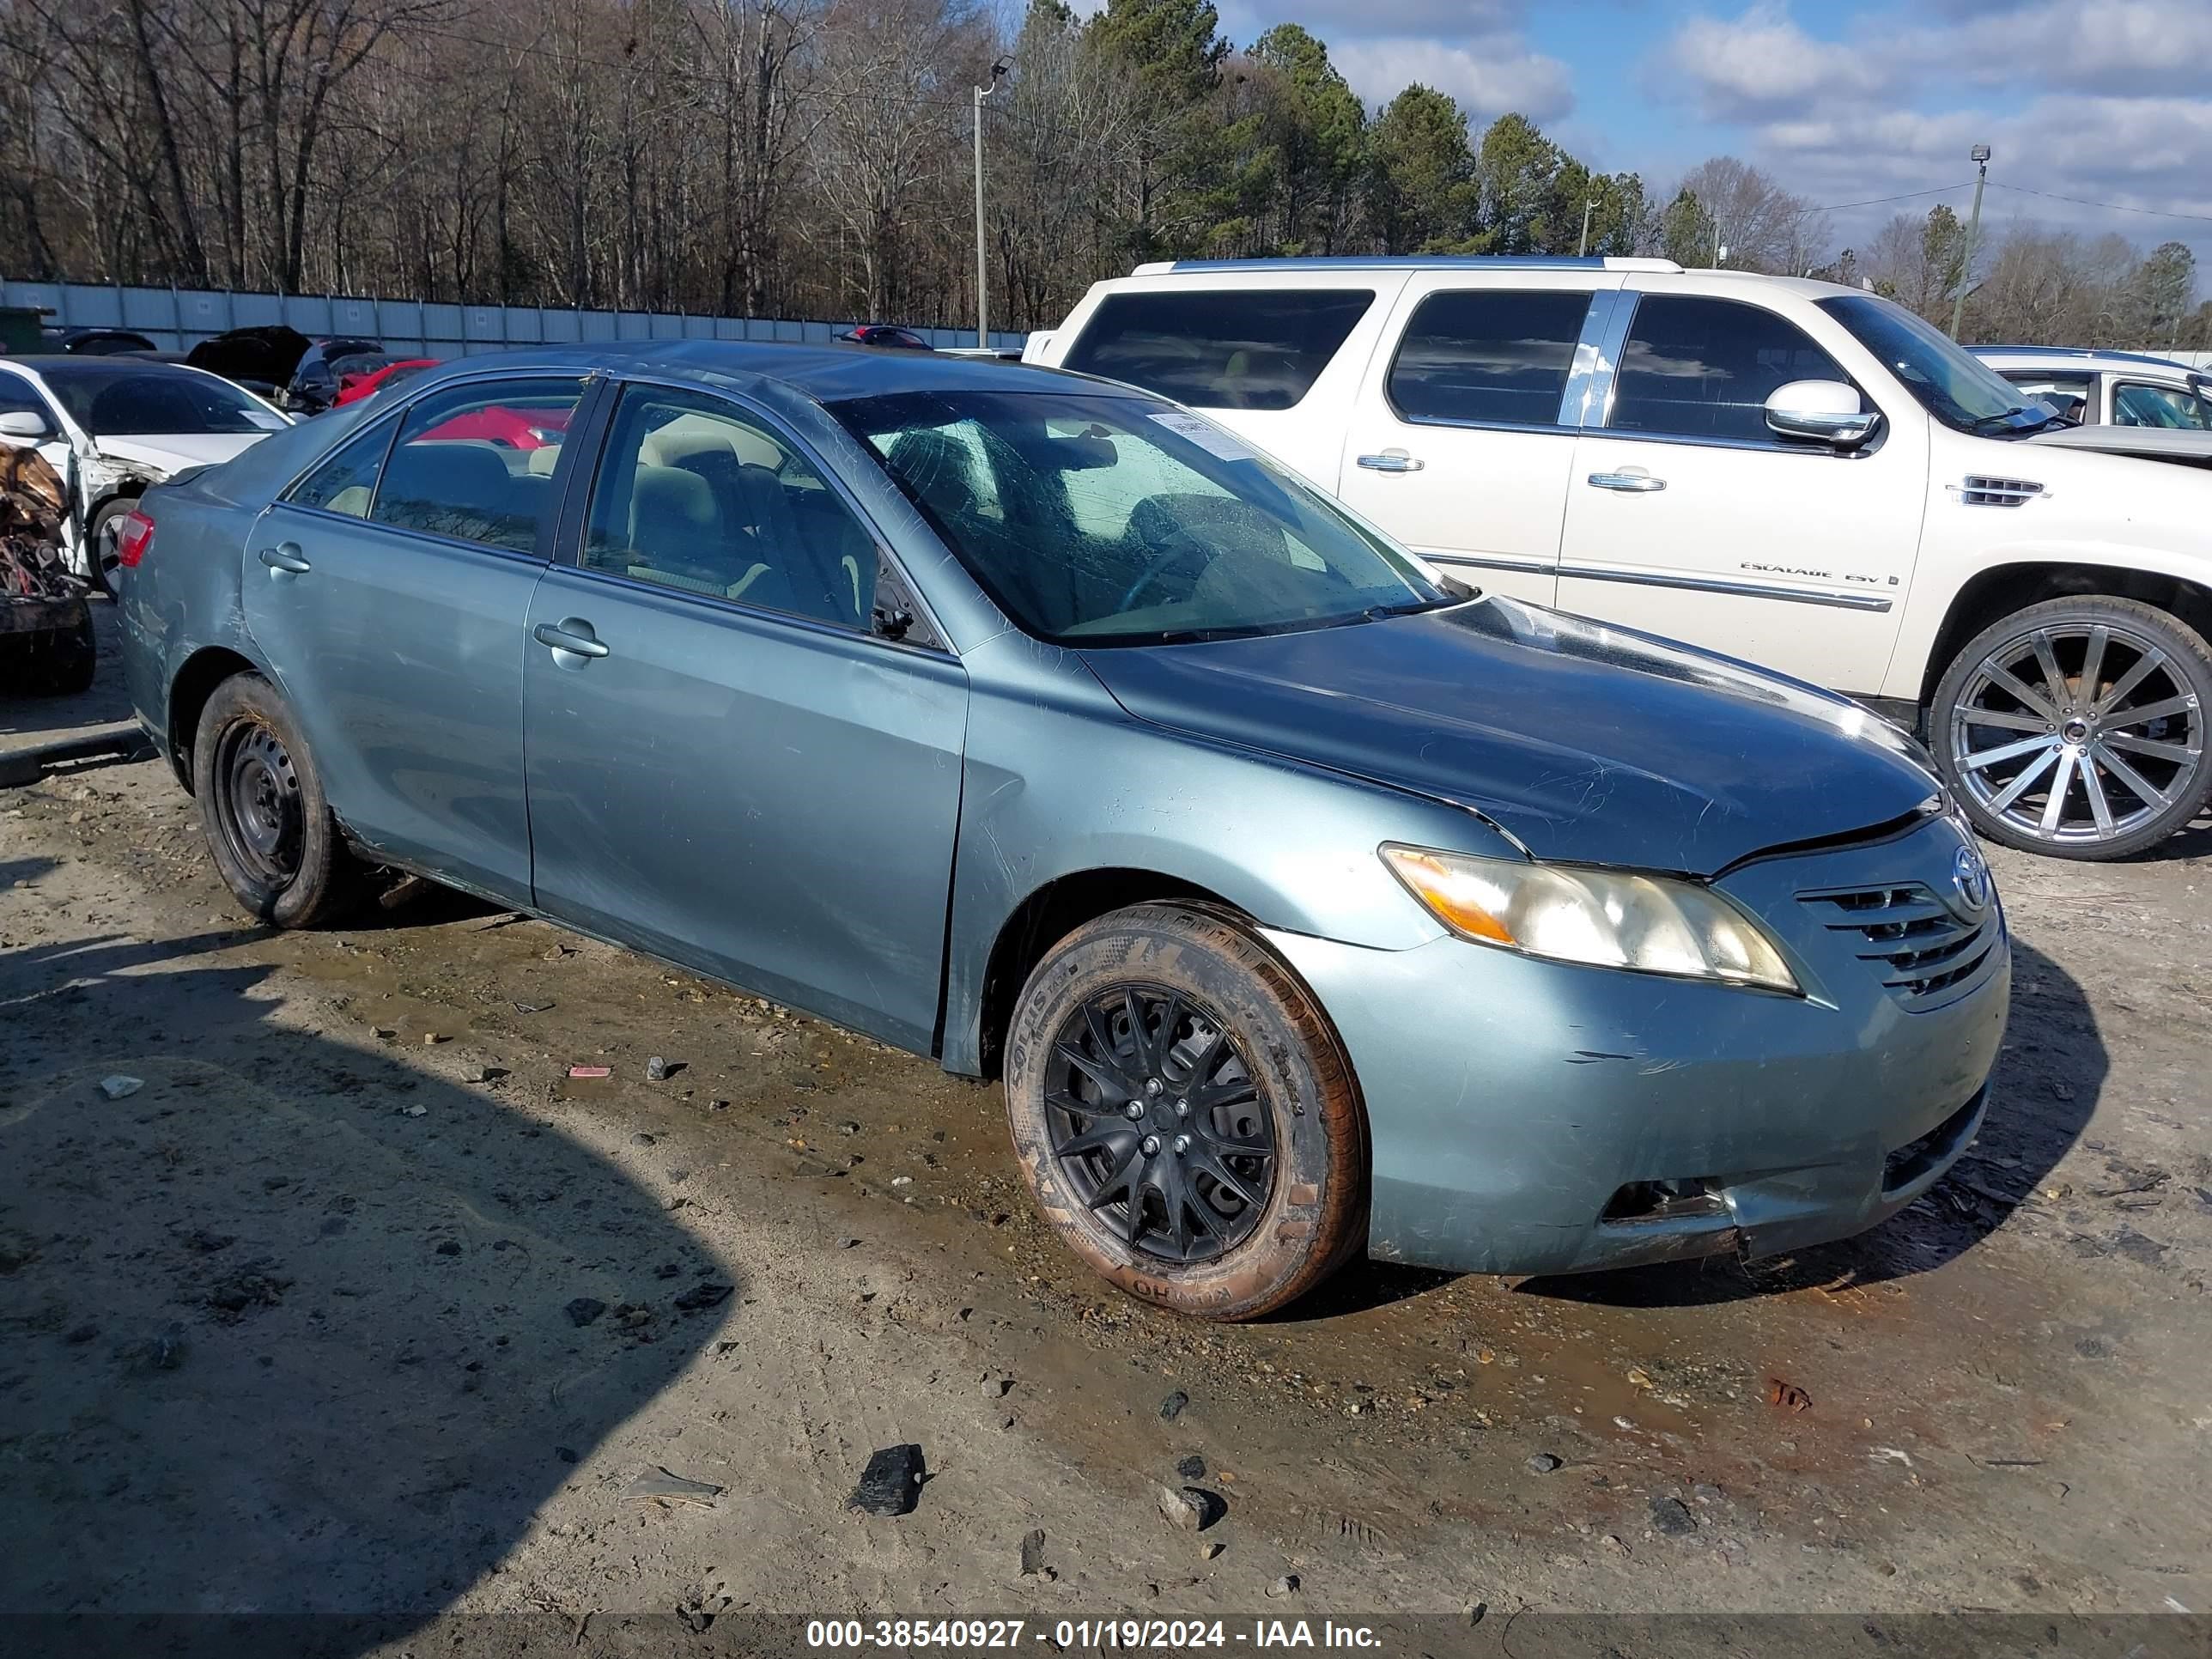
[[0, 356, 293, 592]]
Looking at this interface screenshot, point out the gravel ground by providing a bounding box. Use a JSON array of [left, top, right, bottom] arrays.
[[3, 602, 2209, 1656]]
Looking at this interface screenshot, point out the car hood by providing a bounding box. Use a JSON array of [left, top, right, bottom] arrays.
[[2026, 424, 2212, 466], [90, 433, 273, 478], [1078, 597, 1942, 875]]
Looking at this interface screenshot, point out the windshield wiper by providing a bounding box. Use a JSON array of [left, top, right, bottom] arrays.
[[1967, 406, 2052, 435]]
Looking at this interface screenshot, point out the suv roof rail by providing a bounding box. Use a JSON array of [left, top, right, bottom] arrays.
[[1130, 255, 1685, 276]]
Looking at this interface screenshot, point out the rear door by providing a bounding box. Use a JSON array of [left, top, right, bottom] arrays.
[[520, 380, 967, 1052], [1557, 286, 1925, 696], [240, 372, 591, 902], [1334, 271, 1616, 606]]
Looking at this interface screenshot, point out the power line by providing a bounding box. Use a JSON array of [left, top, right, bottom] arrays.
[[1805, 183, 1970, 213], [1987, 180, 2212, 228]]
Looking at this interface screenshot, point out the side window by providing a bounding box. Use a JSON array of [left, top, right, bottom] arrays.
[[1607, 295, 1850, 444], [2112, 381, 2212, 430], [1061, 289, 1375, 411], [583, 386, 878, 631], [369, 376, 584, 552], [2002, 370, 2091, 415], [286, 418, 397, 518], [0, 369, 52, 424], [1387, 289, 1593, 428]]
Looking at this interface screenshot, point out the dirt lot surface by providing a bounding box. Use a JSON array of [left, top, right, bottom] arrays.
[[4, 604, 2210, 1657]]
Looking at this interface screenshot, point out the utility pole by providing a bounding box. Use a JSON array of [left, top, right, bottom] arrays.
[[973, 59, 1009, 350], [1950, 143, 1990, 341], [1578, 198, 1596, 258]]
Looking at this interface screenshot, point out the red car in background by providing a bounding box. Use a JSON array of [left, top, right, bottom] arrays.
[[332, 362, 572, 451], [333, 358, 436, 406]]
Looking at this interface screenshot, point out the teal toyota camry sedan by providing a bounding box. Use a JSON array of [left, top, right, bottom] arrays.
[[116, 343, 2008, 1318]]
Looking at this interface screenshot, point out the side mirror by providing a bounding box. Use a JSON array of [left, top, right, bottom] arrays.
[[0, 410, 52, 440], [1765, 380, 1881, 449]]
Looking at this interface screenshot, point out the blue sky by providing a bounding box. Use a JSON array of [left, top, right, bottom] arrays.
[[1201, 0, 2212, 270]]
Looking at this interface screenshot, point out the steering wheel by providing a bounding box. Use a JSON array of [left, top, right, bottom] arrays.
[[1118, 518, 1213, 612]]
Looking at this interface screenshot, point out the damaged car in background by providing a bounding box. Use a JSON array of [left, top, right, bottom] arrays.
[[0, 445, 94, 695], [118, 344, 2008, 1319], [0, 356, 292, 593]]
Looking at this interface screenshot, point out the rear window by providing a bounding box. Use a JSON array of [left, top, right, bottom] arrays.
[[1061, 289, 1374, 411], [1387, 289, 1592, 427]]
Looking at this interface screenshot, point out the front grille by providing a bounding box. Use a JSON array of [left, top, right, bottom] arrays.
[[1882, 1091, 1984, 1195], [1798, 883, 1998, 1007]]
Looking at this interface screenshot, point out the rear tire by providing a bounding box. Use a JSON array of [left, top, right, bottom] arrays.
[[1003, 903, 1366, 1321], [191, 672, 360, 926], [1931, 596, 2209, 860]]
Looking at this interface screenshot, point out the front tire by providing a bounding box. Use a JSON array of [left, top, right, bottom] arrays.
[[87, 496, 137, 597], [1931, 597, 2209, 860], [191, 673, 360, 926], [1004, 904, 1366, 1321]]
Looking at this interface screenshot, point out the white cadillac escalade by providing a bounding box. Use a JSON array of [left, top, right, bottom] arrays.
[[1027, 258, 2211, 860]]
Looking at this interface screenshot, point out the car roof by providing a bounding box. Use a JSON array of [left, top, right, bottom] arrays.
[[1971, 345, 2198, 374], [404, 340, 1107, 403], [1108, 257, 1871, 303]]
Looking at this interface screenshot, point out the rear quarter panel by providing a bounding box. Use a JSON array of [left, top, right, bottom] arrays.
[[119, 414, 357, 769]]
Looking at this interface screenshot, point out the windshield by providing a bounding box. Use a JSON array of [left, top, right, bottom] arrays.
[[46, 365, 286, 437], [1817, 295, 2051, 434], [833, 389, 1448, 645]]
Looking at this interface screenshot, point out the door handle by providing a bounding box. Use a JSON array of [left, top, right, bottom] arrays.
[[533, 619, 611, 660], [258, 542, 312, 574], [1586, 470, 1666, 492], [1356, 451, 1425, 473]]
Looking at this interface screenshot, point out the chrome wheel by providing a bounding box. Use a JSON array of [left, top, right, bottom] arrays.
[[1043, 984, 1275, 1265], [1949, 621, 2203, 848]]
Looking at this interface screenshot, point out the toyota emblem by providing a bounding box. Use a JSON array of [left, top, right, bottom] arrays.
[[1952, 843, 1991, 914]]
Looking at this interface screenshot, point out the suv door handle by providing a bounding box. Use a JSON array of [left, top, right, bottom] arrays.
[[1356, 450, 1425, 473], [1587, 470, 1666, 492], [258, 542, 312, 574], [533, 620, 611, 660]]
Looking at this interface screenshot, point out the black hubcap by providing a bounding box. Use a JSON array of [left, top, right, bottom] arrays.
[[1044, 984, 1275, 1264], [216, 721, 303, 885]]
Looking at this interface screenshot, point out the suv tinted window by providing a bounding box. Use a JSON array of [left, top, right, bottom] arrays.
[[370, 376, 585, 552], [1388, 289, 1591, 427], [1610, 295, 1848, 443], [287, 417, 396, 518], [1062, 289, 1374, 411]]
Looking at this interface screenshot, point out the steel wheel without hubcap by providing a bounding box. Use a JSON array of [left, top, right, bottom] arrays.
[[1948, 620, 2203, 849], [213, 721, 305, 886], [1045, 984, 1275, 1264]]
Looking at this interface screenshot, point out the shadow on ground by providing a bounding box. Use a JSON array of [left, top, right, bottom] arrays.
[[0, 925, 731, 1652]]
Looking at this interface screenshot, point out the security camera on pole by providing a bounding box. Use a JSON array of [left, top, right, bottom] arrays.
[[1950, 143, 1990, 341]]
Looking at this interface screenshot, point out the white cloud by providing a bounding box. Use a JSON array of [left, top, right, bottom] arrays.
[[1332, 35, 1575, 122], [1656, 3, 1887, 122], [1646, 1, 2212, 266]]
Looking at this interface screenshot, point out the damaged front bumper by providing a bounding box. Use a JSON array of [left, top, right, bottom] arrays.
[[1264, 813, 2011, 1278]]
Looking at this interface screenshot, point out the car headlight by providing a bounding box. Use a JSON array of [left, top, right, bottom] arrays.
[[1380, 843, 1801, 994]]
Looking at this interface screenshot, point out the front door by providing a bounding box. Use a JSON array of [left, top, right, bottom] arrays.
[[240, 372, 590, 901], [521, 381, 967, 1052], [1335, 276, 1614, 606], [1557, 289, 1926, 696]]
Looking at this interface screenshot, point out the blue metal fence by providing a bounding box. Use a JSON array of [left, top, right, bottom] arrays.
[[3, 278, 1029, 356]]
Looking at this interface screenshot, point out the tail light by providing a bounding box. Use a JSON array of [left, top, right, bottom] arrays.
[[115, 508, 155, 568]]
